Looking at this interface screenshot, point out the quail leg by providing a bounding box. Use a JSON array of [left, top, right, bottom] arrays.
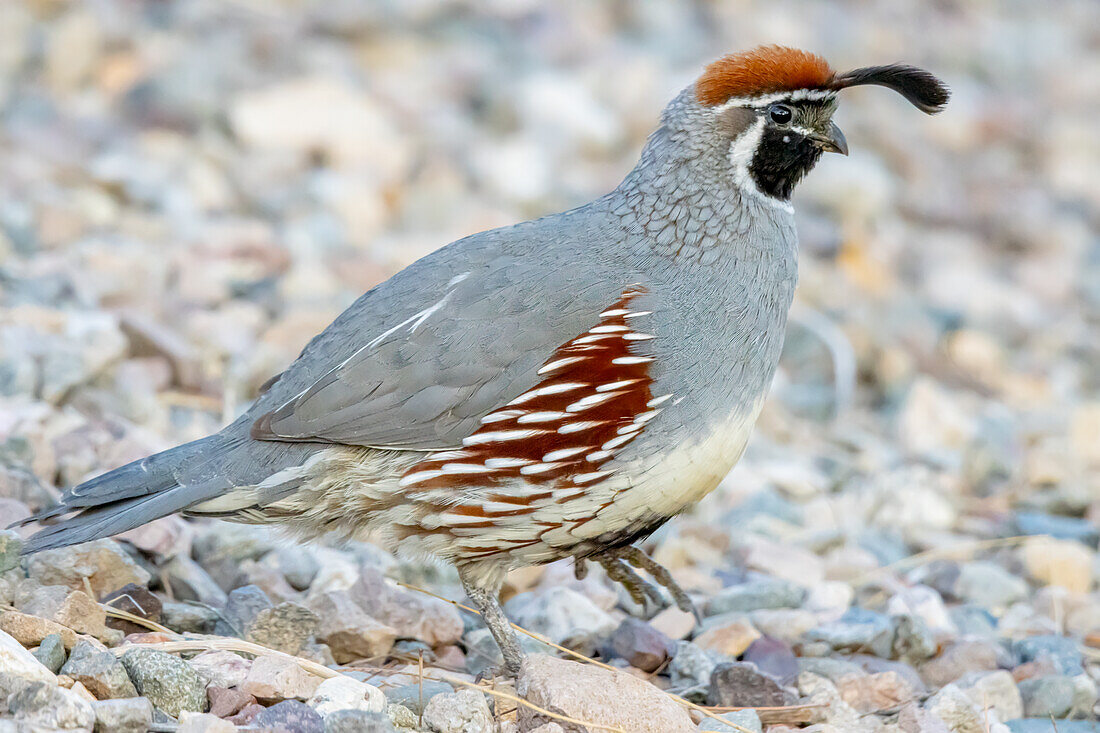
[[584, 546, 700, 620], [459, 568, 525, 677]]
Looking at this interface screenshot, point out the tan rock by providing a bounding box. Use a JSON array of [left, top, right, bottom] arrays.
[[694, 619, 761, 657], [307, 590, 396, 663], [649, 607, 696, 641], [837, 671, 920, 714], [25, 539, 151, 597], [241, 654, 323, 701], [518, 654, 695, 733], [1022, 536, 1093, 593], [0, 609, 86, 649]]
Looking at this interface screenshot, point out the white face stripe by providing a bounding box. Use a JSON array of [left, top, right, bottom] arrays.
[[718, 90, 833, 213]]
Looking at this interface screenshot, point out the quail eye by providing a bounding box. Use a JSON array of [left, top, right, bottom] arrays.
[[768, 104, 793, 125]]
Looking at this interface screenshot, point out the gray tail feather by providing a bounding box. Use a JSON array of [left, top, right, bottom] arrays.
[[20, 488, 211, 553], [17, 434, 228, 554]]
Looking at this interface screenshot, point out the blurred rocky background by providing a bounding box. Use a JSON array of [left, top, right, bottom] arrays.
[[0, 1, 1098, 732]]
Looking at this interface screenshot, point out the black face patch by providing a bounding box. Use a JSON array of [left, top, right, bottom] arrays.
[[749, 127, 824, 200]]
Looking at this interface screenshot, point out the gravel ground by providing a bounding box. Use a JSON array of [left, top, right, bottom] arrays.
[[1, 1, 1099, 732]]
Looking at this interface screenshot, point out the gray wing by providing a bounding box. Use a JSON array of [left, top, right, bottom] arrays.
[[250, 217, 630, 450]]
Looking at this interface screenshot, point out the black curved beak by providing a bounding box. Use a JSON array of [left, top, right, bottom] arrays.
[[811, 121, 849, 156]]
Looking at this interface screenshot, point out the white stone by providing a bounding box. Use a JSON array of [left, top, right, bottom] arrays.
[[307, 675, 385, 715]]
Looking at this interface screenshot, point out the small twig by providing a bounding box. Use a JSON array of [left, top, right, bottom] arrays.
[[852, 535, 1032, 586], [110, 638, 339, 679]]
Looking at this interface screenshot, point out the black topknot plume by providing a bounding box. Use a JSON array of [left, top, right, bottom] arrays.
[[830, 64, 950, 114]]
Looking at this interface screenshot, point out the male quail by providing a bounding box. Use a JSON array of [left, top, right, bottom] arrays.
[[21, 46, 948, 675]]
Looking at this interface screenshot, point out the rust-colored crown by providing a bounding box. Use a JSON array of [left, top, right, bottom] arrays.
[[695, 45, 834, 106]]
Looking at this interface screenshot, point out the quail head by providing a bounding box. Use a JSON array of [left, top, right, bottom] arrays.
[[21, 46, 948, 675]]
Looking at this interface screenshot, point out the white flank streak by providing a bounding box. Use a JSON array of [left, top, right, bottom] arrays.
[[617, 423, 644, 435], [520, 462, 563, 475], [517, 411, 569, 424], [484, 457, 532, 469], [573, 334, 615, 345], [647, 394, 673, 408], [558, 421, 604, 434], [542, 446, 589, 462], [566, 391, 623, 412], [612, 356, 653, 365], [586, 450, 613, 462], [622, 332, 654, 341], [596, 379, 640, 393], [441, 463, 498, 475], [573, 471, 613, 485], [537, 357, 586, 375], [481, 409, 526, 424], [463, 429, 545, 446], [508, 382, 587, 406], [599, 308, 630, 317], [634, 409, 660, 423], [589, 325, 629, 334], [399, 470, 444, 487], [623, 311, 652, 318], [426, 450, 472, 461], [601, 434, 636, 451]]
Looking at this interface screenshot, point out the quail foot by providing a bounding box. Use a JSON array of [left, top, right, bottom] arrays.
[[20, 46, 948, 676]]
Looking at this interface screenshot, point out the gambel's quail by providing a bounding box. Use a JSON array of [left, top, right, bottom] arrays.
[[20, 46, 948, 674]]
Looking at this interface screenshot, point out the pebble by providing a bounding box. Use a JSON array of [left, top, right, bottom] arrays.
[[307, 675, 386, 715], [120, 648, 207, 717], [698, 709, 764, 733], [91, 698, 154, 733], [24, 539, 150, 597], [177, 712, 236, 733], [504, 587, 616, 649], [920, 638, 1006, 687], [207, 686, 256, 718], [694, 616, 761, 657], [384, 681, 454, 716], [247, 601, 319, 655], [837, 670, 920, 713], [804, 608, 896, 659], [7, 681, 95, 730], [954, 561, 1029, 609], [705, 576, 807, 616], [101, 584, 163, 636], [31, 633, 66, 673], [187, 649, 253, 689], [308, 590, 398, 663], [707, 662, 792, 708], [252, 699, 324, 733], [606, 617, 673, 672], [325, 709, 398, 733], [955, 670, 1023, 722], [519, 654, 695, 733], [160, 600, 220, 634], [421, 689, 494, 733], [0, 629, 56, 684], [350, 566, 464, 647], [669, 640, 719, 689], [743, 636, 799, 683], [59, 639, 138, 699], [241, 654, 323, 701]]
